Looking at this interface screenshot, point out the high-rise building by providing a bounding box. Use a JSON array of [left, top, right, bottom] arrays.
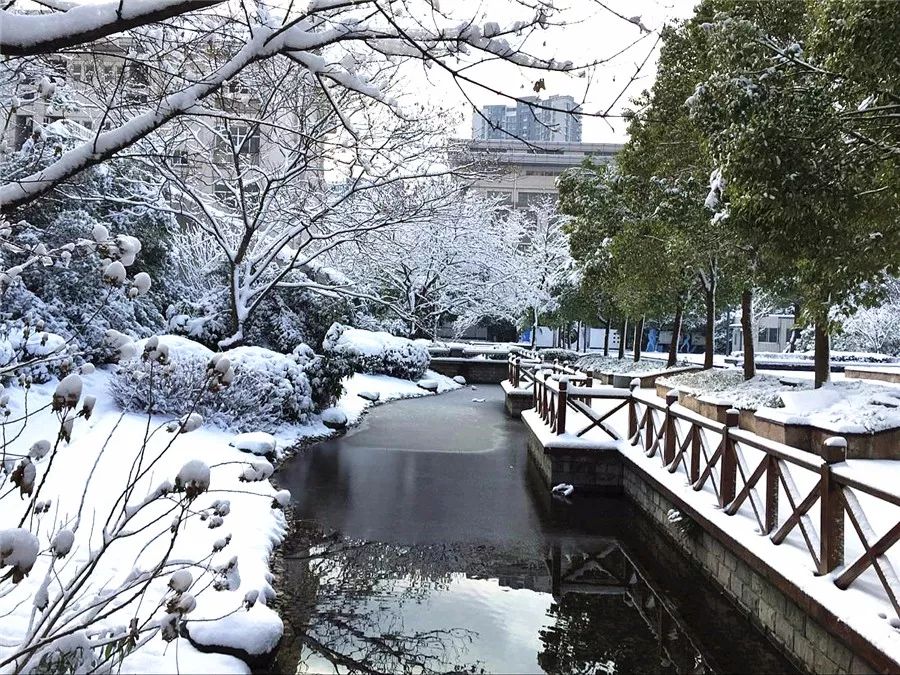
[[471, 95, 582, 143]]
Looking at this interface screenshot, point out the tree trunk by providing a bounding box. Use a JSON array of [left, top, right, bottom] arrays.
[[788, 302, 802, 353], [618, 318, 627, 359], [633, 316, 644, 362], [704, 285, 715, 369], [531, 308, 538, 349], [740, 288, 756, 380], [603, 316, 611, 356], [814, 321, 830, 388], [668, 305, 683, 368]]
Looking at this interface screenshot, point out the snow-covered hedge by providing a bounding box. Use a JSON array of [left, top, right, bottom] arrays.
[[575, 354, 690, 374], [538, 348, 580, 363], [322, 323, 429, 380], [109, 336, 316, 430]]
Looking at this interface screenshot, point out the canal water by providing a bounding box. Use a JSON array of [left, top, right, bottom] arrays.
[[274, 386, 797, 674]]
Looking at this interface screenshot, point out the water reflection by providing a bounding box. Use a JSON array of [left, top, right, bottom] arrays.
[[275, 388, 796, 674], [278, 525, 778, 674]]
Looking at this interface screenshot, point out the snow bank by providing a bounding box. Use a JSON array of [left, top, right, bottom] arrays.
[[660, 370, 809, 410], [0, 369, 286, 674], [732, 350, 900, 365], [323, 323, 429, 380]]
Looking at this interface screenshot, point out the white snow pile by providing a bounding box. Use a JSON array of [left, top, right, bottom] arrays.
[[331, 371, 462, 431], [417, 379, 439, 392], [321, 407, 348, 429], [323, 323, 429, 380], [230, 432, 276, 456], [357, 390, 380, 401], [109, 336, 315, 431], [660, 370, 811, 410], [757, 381, 900, 434]]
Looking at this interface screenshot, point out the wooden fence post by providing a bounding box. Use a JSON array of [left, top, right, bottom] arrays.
[[819, 436, 846, 574], [664, 390, 678, 466], [628, 378, 639, 443], [512, 357, 520, 388], [720, 408, 739, 508], [765, 454, 779, 535], [556, 377, 568, 435]]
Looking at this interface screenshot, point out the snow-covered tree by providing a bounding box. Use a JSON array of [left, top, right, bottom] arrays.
[[0, 0, 640, 212], [336, 186, 513, 338]]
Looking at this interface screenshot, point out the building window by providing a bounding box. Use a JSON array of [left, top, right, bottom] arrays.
[[214, 182, 236, 207], [227, 80, 253, 96], [170, 149, 190, 167], [216, 122, 260, 159], [758, 327, 779, 343]]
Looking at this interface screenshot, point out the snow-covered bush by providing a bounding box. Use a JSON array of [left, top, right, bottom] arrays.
[[110, 336, 316, 430], [538, 348, 580, 363], [218, 346, 314, 427], [293, 344, 354, 411], [834, 301, 900, 356], [0, 148, 176, 363], [322, 323, 429, 380]]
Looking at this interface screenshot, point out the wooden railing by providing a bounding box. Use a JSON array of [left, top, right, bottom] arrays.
[[526, 372, 900, 620], [507, 351, 585, 391]]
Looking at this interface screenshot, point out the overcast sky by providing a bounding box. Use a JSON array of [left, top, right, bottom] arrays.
[[398, 0, 698, 143]]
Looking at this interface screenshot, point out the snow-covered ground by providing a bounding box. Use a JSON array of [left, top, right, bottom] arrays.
[[0, 366, 460, 673], [660, 368, 900, 432]]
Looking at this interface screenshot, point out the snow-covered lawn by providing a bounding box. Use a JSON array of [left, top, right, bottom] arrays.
[[660, 368, 900, 432], [0, 366, 460, 673]]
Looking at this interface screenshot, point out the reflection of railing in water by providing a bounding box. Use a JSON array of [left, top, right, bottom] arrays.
[[547, 539, 712, 674], [513, 352, 900, 622]]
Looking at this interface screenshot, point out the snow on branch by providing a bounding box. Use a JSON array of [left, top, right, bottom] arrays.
[[0, 1, 224, 57]]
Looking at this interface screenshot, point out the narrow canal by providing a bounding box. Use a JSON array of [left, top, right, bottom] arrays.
[[274, 386, 797, 674]]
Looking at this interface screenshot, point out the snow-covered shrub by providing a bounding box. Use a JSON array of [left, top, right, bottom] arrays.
[[834, 303, 900, 356], [0, 151, 176, 363], [322, 323, 429, 380], [166, 293, 232, 350], [218, 346, 314, 427], [293, 343, 354, 411], [110, 336, 315, 430], [538, 348, 580, 363]]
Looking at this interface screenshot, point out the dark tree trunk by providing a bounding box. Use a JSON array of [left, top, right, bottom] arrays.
[[531, 309, 538, 349], [633, 316, 644, 362], [603, 316, 611, 357], [788, 302, 802, 353], [618, 318, 627, 359], [740, 288, 755, 380], [814, 321, 830, 388], [668, 304, 683, 368], [704, 284, 715, 369]]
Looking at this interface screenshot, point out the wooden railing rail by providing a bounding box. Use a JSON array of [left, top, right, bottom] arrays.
[[527, 380, 900, 620]]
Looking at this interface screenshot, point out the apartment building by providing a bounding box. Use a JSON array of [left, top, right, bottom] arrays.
[[471, 95, 583, 143]]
